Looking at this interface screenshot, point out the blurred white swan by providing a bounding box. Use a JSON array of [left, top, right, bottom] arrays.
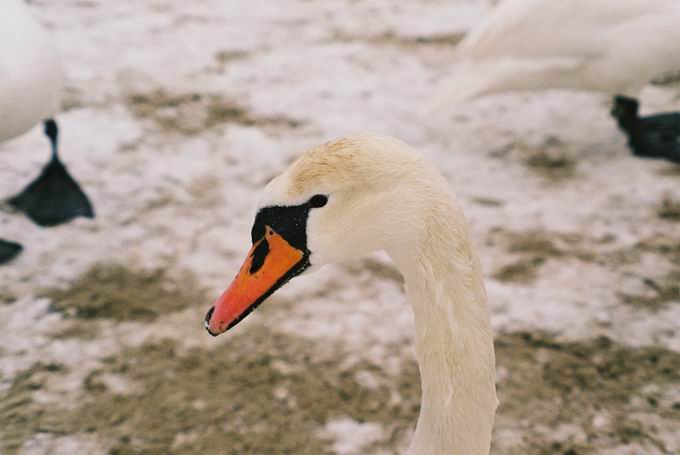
[[432, 0, 680, 162], [0, 0, 93, 264]]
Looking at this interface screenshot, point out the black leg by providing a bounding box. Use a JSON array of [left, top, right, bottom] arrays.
[[44, 118, 58, 158], [0, 239, 22, 265], [8, 119, 95, 227], [611, 96, 639, 133]]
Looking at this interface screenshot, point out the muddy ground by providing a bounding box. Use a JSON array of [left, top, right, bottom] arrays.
[[2, 1, 680, 454]]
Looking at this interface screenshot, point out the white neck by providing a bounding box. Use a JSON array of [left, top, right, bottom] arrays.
[[388, 198, 497, 455]]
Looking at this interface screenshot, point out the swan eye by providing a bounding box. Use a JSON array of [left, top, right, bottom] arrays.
[[309, 194, 328, 208]]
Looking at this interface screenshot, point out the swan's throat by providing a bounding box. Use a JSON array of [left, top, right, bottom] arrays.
[[389, 217, 497, 455]]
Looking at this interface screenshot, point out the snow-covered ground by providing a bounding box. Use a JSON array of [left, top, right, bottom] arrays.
[[2, 1, 680, 454]]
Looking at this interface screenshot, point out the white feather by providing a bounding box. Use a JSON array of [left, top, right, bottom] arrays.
[[0, 0, 63, 142], [430, 0, 680, 110]]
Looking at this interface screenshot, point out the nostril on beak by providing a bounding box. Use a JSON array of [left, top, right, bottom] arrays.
[[204, 306, 217, 337]]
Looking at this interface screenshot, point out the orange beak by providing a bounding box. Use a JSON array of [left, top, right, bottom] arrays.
[[204, 225, 307, 336]]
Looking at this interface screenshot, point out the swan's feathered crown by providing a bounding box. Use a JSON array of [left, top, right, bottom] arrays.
[[275, 132, 423, 202]]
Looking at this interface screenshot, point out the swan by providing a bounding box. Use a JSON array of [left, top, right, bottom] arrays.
[[0, 0, 94, 264], [433, 0, 680, 163], [204, 133, 498, 454]]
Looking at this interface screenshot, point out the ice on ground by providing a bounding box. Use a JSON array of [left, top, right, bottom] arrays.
[[2, 0, 680, 453], [320, 418, 385, 455]]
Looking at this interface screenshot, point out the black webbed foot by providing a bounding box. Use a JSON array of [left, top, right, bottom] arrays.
[[611, 96, 680, 163], [0, 239, 22, 265], [630, 113, 680, 163], [8, 120, 94, 227]]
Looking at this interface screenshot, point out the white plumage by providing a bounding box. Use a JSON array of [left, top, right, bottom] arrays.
[[0, 0, 64, 141], [447, 0, 680, 101]]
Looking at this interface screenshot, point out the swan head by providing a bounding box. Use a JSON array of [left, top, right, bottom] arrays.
[[205, 132, 440, 336]]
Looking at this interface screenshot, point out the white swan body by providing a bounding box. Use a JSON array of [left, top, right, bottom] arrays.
[[205, 133, 498, 454], [0, 0, 63, 142], [441, 0, 680, 103]]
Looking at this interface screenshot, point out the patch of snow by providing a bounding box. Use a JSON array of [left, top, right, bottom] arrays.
[[319, 418, 384, 455]]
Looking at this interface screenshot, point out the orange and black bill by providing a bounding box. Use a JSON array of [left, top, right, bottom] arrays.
[[204, 225, 308, 336]]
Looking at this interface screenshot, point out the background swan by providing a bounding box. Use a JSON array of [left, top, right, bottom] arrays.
[[205, 133, 498, 455], [0, 0, 93, 264], [433, 0, 680, 162]]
